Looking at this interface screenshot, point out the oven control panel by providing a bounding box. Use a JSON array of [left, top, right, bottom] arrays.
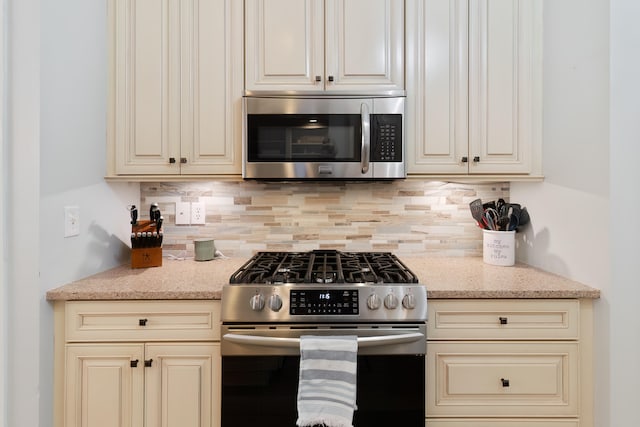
[[221, 284, 427, 323], [290, 289, 359, 315]]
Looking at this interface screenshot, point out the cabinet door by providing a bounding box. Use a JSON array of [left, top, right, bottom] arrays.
[[109, 0, 242, 176], [145, 343, 219, 427], [245, 0, 325, 93], [406, 0, 542, 176], [111, 0, 181, 175], [325, 0, 404, 93], [406, 0, 468, 174], [65, 344, 145, 427], [179, 0, 242, 174], [468, 0, 541, 174]]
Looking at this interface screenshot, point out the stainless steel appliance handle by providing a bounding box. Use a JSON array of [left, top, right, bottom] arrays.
[[223, 332, 424, 349], [361, 103, 370, 174]]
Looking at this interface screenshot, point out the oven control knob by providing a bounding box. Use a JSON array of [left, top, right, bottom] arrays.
[[402, 294, 416, 310], [250, 294, 265, 311], [367, 293, 381, 310], [268, 294, 283, 312], [384, 293, 399, 310]]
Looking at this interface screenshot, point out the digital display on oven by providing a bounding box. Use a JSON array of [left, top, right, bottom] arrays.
[[289, 289, 359, 315]]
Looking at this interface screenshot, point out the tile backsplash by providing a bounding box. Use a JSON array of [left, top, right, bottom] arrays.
[[141, 180, 509, 259]]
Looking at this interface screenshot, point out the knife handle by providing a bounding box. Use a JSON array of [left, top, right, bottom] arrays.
[[130, 205, 138, 225], [150, 203, 160, 222]]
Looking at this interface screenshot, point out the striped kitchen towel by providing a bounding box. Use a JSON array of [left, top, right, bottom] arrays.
[[296, 335, 358, 427]]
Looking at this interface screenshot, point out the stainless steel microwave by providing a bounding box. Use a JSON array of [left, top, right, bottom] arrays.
[[242, 96, 406, 179]]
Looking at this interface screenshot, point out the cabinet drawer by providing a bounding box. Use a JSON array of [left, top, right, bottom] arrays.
[[426, 420, 579, 427], [65, 300, 220, 342], [427, 342, 579, 417], [427, 299, 579, 340]]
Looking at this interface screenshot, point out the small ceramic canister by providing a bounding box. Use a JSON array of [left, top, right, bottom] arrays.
[[194, 238, 216, 261]]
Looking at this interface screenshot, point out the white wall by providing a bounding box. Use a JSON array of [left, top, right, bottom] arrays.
[[5, 1, 42, 426], [0, 0, 6, 423], [609, 0, 640, 425], [4, 1, 139, 426], [515, 1, 640, 425]]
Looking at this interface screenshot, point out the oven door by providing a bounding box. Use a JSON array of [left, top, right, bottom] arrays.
[[221, 324, 425, 427], [244, 97, 373, 179]]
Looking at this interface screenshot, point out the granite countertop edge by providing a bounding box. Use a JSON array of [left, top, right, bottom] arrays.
[[45, 256, 601, 302]]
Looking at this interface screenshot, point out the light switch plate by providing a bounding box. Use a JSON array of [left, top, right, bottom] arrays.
[[191, 202, 206, 225], [175, 202, 191, 225], [64, 206, 80, 237]]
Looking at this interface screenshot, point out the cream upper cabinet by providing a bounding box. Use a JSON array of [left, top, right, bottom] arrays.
[[107, 0, 243, 176], [245, 0, 405, 94], [406, 0, 542, 177]]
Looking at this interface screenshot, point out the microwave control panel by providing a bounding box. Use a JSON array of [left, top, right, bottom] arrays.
[[371, 114, 403, 162]]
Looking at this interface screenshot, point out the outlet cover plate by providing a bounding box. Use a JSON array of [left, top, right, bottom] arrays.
[[191, 202, 206, 225], [175, 202, 191, 225]]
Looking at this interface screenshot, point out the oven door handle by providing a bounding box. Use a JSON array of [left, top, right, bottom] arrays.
[[223, 332, 424, 348]]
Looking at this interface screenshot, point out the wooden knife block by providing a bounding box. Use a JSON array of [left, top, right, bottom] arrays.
[[131, 220, 162, 269]]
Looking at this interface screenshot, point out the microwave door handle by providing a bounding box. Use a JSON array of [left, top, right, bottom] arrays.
[[223, 332, 424, 349], [361, 103, 370, 174]]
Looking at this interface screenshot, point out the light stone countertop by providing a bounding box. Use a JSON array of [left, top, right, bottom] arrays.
[[45, 256, 600, 301]]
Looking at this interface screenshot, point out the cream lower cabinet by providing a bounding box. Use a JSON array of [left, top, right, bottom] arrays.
[[54, 300, 221, 427], [426, 299, 593, 427]]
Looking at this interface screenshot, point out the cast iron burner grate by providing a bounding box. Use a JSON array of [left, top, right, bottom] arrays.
[[229, 250, 419, 285]]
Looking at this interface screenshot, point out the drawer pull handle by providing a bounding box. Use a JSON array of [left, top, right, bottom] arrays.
[[499, 317, 508, 325], [130, 359, 139, 368], [144, 359, 153, 367], [139, 318, 148, 326], [501, 378, 510, 387]]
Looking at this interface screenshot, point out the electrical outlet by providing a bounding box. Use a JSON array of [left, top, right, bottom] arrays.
[[175, 202, 191, 225], [64, 206, 80, 237], [191, 202, 206, 225]]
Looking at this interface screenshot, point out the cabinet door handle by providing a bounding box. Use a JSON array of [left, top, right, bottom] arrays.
[[473, 156, 480, 162], [315, 75, 322, 82], [328, 75, 334, 82], [501, 378, 510, 387], [130, 359, 139, 368], [461, 156, 468, 163], [169, 157, 176, 164], [499, 317, 508, 325], [144, 359, 153, 367], [139, 318, 148, 326], [180, 157, 187, 164]]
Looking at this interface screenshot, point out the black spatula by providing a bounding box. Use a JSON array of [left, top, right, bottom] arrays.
[[469, 199, 485, 229]]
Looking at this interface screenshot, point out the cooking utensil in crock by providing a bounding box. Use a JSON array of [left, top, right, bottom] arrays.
[[469, 199, 485, 229], [483, 208, 499, 230], [519, 207, 531, 227]]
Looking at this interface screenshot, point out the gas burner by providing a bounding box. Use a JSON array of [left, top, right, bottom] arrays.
[[313, 272, 337, 284], [229, 250, 419, 285]]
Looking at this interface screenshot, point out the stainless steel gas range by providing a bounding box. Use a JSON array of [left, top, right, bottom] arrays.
[[220, 250, 427, 427]]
